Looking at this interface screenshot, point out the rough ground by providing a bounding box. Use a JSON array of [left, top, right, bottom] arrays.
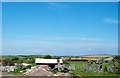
[[25, 66, 72, 76], [25, 66, 53, 76]]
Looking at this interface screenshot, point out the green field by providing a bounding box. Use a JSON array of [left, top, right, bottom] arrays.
[[67, 61, 118, 76]]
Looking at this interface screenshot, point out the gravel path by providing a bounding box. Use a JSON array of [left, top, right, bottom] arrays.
[[1, 72, 16, 76]]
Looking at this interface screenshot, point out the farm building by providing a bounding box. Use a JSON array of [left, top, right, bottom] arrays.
[[35, 58, 63, 68], [104, 57, 113, 62]]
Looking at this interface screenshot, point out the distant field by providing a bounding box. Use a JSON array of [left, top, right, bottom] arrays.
[[68, 61, 109, 67]]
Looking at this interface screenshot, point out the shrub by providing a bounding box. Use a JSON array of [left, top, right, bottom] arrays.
[[103, 66, 108, 72]]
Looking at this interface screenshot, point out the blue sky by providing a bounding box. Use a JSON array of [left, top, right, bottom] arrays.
[[2, 2, 118, 56], [0, 2, 1, 55]]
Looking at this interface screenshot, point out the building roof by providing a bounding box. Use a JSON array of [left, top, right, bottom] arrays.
[[35, 58, 63, 64], [104, 57, 113, 61]]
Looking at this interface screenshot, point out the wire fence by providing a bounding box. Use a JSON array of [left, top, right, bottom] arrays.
[[64, 63, 114, 73]]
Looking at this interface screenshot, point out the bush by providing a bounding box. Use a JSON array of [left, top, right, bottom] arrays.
[[21, 65, 32, 70], [103, 66, 108, 72], [52, 70, 59, 74], [14, 67, 22, 73], [60, 68, 69, 73], [23, 59, 35, 63]]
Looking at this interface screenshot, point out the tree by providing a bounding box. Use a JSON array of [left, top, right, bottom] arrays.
[[11, 57, 19, 60], [2, 58, 14, 66], [44, 55, 52, 59], [113, 56, 120, 63], [111, 56, 120, 74]]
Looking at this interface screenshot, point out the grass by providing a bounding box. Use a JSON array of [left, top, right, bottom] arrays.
[[67, 61, 118, 76]]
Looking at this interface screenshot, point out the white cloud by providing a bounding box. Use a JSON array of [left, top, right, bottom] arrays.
[[87, 48, 92, 51], [32, 49, 45, 52], [48, 2, 70, 10], [34, 50, 40, 52], [104, 18, 118, 24], [49, 2, 69, 8], [49, 2, 61, 8], [39, 37, 101, 41]]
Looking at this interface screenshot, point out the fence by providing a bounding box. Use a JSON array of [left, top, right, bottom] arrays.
[[64, 63, 114, 73]]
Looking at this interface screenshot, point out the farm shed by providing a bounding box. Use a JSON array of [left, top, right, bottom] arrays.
[[35, 58, 63, 68]]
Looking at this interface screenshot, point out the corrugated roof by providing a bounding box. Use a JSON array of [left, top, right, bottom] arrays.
[[35, 58, 63, 64]]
